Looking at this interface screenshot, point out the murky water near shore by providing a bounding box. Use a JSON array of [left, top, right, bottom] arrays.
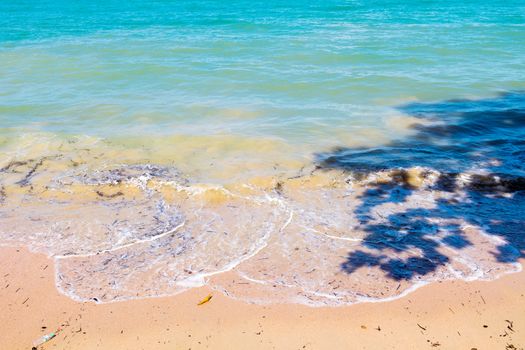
[[1, 103, 524, 305]]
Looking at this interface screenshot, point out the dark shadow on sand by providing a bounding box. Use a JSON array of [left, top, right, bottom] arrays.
[[315, 91, 525, 280]]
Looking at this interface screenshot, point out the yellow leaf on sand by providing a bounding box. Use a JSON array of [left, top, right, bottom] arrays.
[[197, 294, 213, 306]]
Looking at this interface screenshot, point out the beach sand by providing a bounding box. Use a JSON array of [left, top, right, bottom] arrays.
[[1, 246, 524, 350]]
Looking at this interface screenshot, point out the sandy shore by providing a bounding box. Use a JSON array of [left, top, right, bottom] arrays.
[[1, 246, 524, 350]]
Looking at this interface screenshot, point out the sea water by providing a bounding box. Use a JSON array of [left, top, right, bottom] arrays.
[[1, 0, 525, 305]]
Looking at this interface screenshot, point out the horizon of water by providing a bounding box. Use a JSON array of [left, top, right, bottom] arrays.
[[1, 0, 525, 306]]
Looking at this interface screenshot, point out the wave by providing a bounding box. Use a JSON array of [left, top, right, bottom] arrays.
[[0, 156, 523, 306], [1, 92, 524, 306]]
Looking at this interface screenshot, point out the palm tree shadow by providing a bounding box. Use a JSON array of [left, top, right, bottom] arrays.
[[314, 91, 525, 280]]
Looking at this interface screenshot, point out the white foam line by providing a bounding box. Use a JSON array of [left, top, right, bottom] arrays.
[[352, 280, 430, 305], [305, 228, 363, 242], [56, 207, 294, 304], [54, 221, 186, 260], [179, 208, 294, 287], [54, 268, 190, 304], [160, 180, 287, 210], [11, 171, 525, 307], [288, 259, 524, 308], [321, 234, 362, 242], [296, 218, 364, 242], [236, 272, 268, 285], [50, 181, 295, 302], [282, 207, 294, 230]]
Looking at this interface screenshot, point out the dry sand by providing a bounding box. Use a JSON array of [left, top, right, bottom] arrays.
[[1, 246, 524, 350]]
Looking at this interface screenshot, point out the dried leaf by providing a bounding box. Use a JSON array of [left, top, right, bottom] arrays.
[[197, 294, 213, 306]]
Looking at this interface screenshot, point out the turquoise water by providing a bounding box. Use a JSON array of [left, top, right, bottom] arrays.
[[1, 1, 525, 305], [1, 1, 524, 146]]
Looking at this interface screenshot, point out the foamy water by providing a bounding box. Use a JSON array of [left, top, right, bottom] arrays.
[[1, 1, 525, 306], [0, 146, 523, 306]]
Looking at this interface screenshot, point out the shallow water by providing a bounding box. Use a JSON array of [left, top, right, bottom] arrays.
[[1, 1, 525, 305]]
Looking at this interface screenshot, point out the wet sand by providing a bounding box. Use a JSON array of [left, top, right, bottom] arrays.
[[1, 246, 524, 350]]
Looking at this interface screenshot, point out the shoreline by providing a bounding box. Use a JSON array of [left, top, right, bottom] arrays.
[[1, 246, 524, 349]]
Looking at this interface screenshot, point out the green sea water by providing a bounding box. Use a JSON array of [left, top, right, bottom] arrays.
[[1, 1, 524, 163]]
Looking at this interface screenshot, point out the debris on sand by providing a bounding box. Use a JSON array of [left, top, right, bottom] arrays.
[[32, 328, 60, 348], [197, 294, 213, 306]]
